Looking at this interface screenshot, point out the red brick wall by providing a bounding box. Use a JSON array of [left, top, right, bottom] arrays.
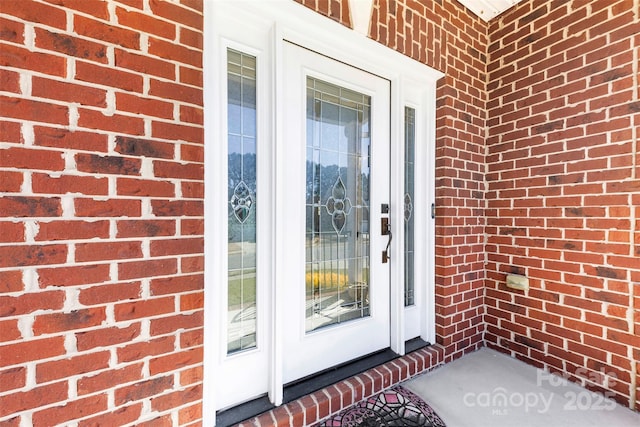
[[0, 0, 204, 425], [485, 0, 639, 409]]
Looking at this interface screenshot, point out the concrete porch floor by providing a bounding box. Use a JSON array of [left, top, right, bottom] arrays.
[[404, 347, 640, 427]]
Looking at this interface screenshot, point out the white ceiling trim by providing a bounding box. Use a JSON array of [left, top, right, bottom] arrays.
[[457, 0, 525, 21]]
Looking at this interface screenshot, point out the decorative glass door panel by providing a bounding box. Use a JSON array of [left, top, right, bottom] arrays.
[[282, 42, 390, 383], [305, 77, 371, 332]]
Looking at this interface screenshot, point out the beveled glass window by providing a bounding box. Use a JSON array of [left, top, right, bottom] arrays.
[[305, 77, 371, 332], [404, 107, 415, 307], [227, 49, 257, 353]]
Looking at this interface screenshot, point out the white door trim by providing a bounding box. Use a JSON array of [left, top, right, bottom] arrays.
[[204, 1, 443, 424]]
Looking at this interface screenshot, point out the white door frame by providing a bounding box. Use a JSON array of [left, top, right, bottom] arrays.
[[203, 1, 443, 424]]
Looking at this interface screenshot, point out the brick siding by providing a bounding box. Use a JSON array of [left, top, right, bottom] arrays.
[[485, 0, 639, 411], [0, 0, 204, 425]]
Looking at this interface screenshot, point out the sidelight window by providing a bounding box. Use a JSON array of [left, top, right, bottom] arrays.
[[227, 49, 257, 354]]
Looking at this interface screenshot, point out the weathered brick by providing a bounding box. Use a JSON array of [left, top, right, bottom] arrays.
[[76, 324, 141, 351], [0, 244, 67, 268], [34, 126, 109, 152], [0, 17, 25, 44], [0, 336, 66, 368], [149, 0, 203, 31], [32, 173, 109, 196], [75, 241, 143, 262], [74, 15, 139, 49], [76, 61, 144, 92], [116, 6, 176, 40], [78, 109, 144, 135], [114, 48, 176, 80], [117, 336, 175, 363], [0, 270, 23, 293], [116, 219, 176, 238], [115, 92, 174, 120], [35, 220, 110, 241], [74, 198, 141, 217], [0, 367, 26, 393], [32, 76, 107, 107], [0, 381, 68, 418], [0, 0, 66, 30], [116, 177, 175, 198], [36, 351, 110, 383], [0, 68, 20, 93], [0, 147, 64, 171], [0, 96, 68, 125], [114, 375, 173, 405], [32, 307, 107, 335], [31, 395, 108, 427], [75, 153, 141, 175], [34, 28, 108, 63], [42, 0, 108, 18], [114, 135, 174, 159], [0, 221, 23, 242], [0, 291, 64, 317], [77, 403, 142, 427], [148, 79, 202, 105], [78, 281, 142, 306], [38, 264, 111, 287], [114, 296, 175, 321]]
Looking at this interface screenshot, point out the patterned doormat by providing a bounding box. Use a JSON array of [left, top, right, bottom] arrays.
[[316, 386, 446, 427]]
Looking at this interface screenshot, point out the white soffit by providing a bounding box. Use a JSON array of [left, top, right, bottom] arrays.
[[457, 0, 525, 21]]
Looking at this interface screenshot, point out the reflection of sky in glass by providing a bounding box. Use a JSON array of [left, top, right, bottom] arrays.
[[228, 60, 256, 146]]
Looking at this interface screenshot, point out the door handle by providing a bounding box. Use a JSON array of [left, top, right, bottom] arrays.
[[381, 217, 392, 263]]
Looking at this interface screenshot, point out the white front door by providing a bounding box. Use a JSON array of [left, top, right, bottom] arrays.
[[280, 42, 391, 383]]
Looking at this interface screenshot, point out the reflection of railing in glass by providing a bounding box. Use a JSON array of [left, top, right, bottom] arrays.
[[305, 77, 372, 333]]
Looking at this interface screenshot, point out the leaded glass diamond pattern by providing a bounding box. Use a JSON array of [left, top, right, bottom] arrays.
[[326, 176, 353, 234], [230, 180, 253, 223], [404, 193, 413, 222]]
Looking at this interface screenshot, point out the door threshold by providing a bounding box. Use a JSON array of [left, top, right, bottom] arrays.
[[283, 348, 399, 403], [216, 338, 430, 427]]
